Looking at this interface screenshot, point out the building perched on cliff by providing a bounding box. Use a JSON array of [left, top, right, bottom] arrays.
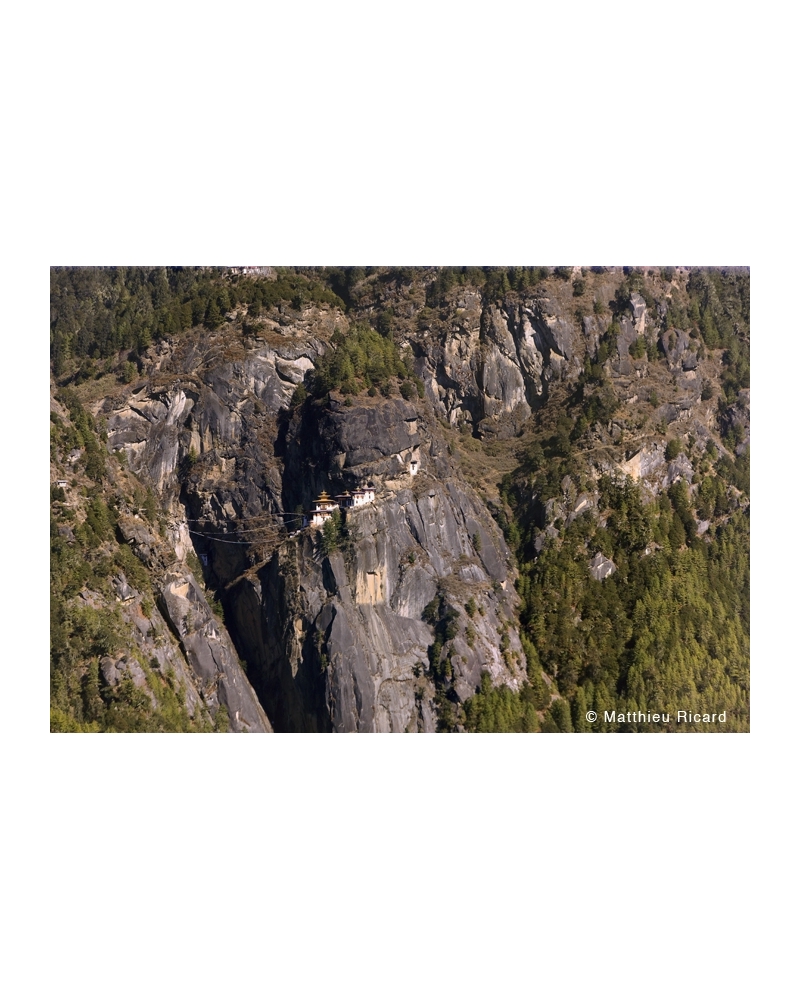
[[306, 490, 338, 527], [351, 484, 375, 506], [332, 484, 376, 510], [304, 484, 376, 527]]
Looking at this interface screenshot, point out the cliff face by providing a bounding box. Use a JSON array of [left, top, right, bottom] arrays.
[[102, 339, 526, 732], [419, 279, 621, 436], [109, 501, 272, 732], [228, 481, 524, 732], [52, 266, 749, 732], [50, 388, 271, 732]]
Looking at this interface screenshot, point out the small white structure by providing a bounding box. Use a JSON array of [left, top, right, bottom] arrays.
[[349, 484, 376, 507], [56, 480, 68, 488], [307, 490, 339, 527], [409, 460, 419, 476]]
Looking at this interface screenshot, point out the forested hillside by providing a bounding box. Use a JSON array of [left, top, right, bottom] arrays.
[[50, 265, 749, 732]]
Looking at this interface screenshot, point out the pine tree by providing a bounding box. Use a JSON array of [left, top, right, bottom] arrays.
[[549, 699, 574, 733], [205, 300, 222, 329], [572, 689, 590, 732]]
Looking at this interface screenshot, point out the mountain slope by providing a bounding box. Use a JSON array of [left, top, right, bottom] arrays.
[[50, 265, 749, 732]]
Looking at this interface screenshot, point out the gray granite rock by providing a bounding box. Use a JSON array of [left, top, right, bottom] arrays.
[[659, 327, 691, 369], [589, 552, 617, 581], [665, 453, 694, 486], [160, 571, 272, 732], [630, 292, 647, 333], [682, 352, 698, 371], [226, 474, 524, 732], [112, 573, 134, 601]]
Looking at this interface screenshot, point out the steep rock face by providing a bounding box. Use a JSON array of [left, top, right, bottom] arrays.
[[106, 387, 193, 490], [224, 387, 524, 732], [100, 339, 527, 732], [229, 482, 525, 733], [104, 332, 328, 499], [160, 570, 271, 732], [527, 298, 579, 364], [660, 327, 692, 370], [613, 316, 639, 376], [630, 292, 648, 334], [282, 396, 442, 505], [420, 297, 587, 437], [113, 511, 272, 732]]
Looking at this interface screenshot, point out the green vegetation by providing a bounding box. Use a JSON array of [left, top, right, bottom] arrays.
[[50, 396, 221, 733], [467, 449, 749, 730], [54, 389, 107, 483], [629, 336, 646, 359], [464, 672, 539, 732], [717, 447, 750, 494], [421, 590, 462, 729], [463, 265, 749, 733], [422, 266, 551, 308], [50, 266, 344, 376], [50, 503, 219, 732], [311, 323, 414, 399], [663, 268, 750, 405], [320, 509, 344, 555], [665, 439, 682, 461]]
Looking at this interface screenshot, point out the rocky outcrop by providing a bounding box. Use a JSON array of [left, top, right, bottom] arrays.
[[619, 444, 666, 483], [421, 298, 584, 438], [106, 387, 193, 491], [665, 453, 694, 487], [589, 552, 617, 581], [100, 655, 152, 701], [159, 571, 272, 732], [527, 298, 579, 364], [660, 328, 693, 370], [613, 316, 639, 376], [114, 499, 272, 731], [103, 333, 329, 499], [630, 292, 648, 334], [283, 396, 433, 500], [117, 514, 161, 567], [228, 481, 525, 732]]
